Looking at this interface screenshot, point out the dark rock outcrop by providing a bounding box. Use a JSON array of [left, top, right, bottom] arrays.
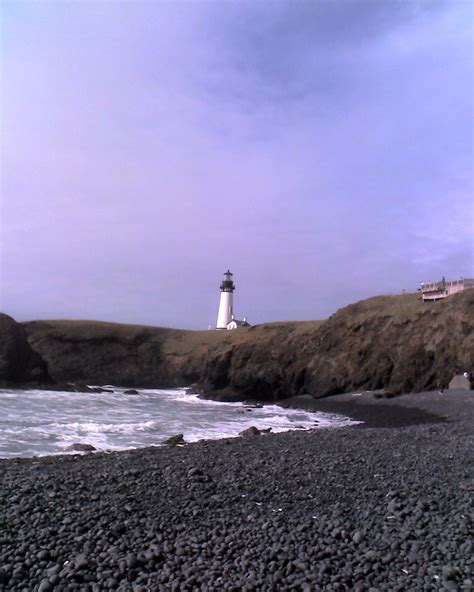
[[162, 433, 185, 446], [0, 313, 50, 385]]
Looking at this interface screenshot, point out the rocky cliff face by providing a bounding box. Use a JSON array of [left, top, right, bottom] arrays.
[[21, 320, 234, 388], [198, 291, 474, 401], [0, 313, 50, 385], [19, 290, 474, 400], [302, 291, 473, 397]]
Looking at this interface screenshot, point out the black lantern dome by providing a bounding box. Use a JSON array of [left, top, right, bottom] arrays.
[[220, 270, 235, 292]]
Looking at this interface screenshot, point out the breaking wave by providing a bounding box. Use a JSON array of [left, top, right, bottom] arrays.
[[0, 387, 360, 458]]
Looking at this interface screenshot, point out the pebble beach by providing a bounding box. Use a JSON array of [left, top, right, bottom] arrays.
[[0, 390, 472, 591]]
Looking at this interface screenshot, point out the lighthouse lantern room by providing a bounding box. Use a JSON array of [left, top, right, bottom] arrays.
[[216, 270, 235, 329]]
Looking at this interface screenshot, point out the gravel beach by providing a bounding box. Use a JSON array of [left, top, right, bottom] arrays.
[[0, 390, 472, 591]]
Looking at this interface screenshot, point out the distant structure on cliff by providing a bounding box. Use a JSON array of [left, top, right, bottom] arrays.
[[420, 277, 474, 302], [227, 315, 250, 330], [216, 270, 251, 330]]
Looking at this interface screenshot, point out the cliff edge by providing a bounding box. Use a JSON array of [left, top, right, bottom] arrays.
[[17, 289, 474, 400], [199, 290, 473, 401], [21, 320, 235, 388]]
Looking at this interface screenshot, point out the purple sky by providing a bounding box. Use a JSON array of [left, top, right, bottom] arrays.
[[1, 1, 473, 329]]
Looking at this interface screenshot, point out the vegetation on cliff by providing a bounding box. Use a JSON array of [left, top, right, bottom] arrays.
[[16, 290, 473, 400], [22, 319, 237, 388]]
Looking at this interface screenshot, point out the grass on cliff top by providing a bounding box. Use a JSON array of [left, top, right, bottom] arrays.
[[340, 292, 424, 319], [23, 290, 471, 355], [23, 319, 234, 356], [23, 318, 325, 354]]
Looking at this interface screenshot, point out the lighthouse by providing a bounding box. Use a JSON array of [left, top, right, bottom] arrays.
[[216, 270, 235, 329]]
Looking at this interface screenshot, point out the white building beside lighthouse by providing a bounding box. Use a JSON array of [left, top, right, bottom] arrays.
[[216, 270, 251, 330]]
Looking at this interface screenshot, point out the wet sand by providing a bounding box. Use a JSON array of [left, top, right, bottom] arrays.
[[279, 389, 474, 428]]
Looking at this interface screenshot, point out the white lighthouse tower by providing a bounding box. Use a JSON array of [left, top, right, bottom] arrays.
[[216, 270, 235, 329]]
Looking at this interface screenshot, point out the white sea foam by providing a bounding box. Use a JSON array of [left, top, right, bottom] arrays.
[[0, 387, 361, 458]]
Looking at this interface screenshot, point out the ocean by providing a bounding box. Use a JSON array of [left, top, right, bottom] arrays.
[[0, 387, 360, 458]]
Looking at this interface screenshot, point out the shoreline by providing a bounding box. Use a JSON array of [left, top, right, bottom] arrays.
[[0, 389, 472, 590], [0, 389, 472, 463], [278, 389, 474, 429]]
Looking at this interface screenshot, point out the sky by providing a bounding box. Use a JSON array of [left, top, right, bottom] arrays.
[[0, 1, 473, 329]]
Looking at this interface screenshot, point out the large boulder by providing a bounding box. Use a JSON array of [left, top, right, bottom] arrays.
[[0, 313, 49, 383], [162, 433, 186, 446]]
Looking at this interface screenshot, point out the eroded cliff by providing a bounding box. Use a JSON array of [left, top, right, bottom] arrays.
[[22, 320, 235, 388], [199, 291, 473, 401], [18, 290, 474, 400]]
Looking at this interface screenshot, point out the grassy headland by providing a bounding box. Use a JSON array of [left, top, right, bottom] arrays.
[[20, 290, 473, 401]]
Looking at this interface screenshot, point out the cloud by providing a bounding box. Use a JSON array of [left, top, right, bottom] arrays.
[[0, 1, 472, 327]]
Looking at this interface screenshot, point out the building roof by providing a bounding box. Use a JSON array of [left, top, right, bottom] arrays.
[[227, 319, 251, 327]]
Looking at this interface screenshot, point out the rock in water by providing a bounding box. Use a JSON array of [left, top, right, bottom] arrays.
[[162, 434, 185, 446]]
